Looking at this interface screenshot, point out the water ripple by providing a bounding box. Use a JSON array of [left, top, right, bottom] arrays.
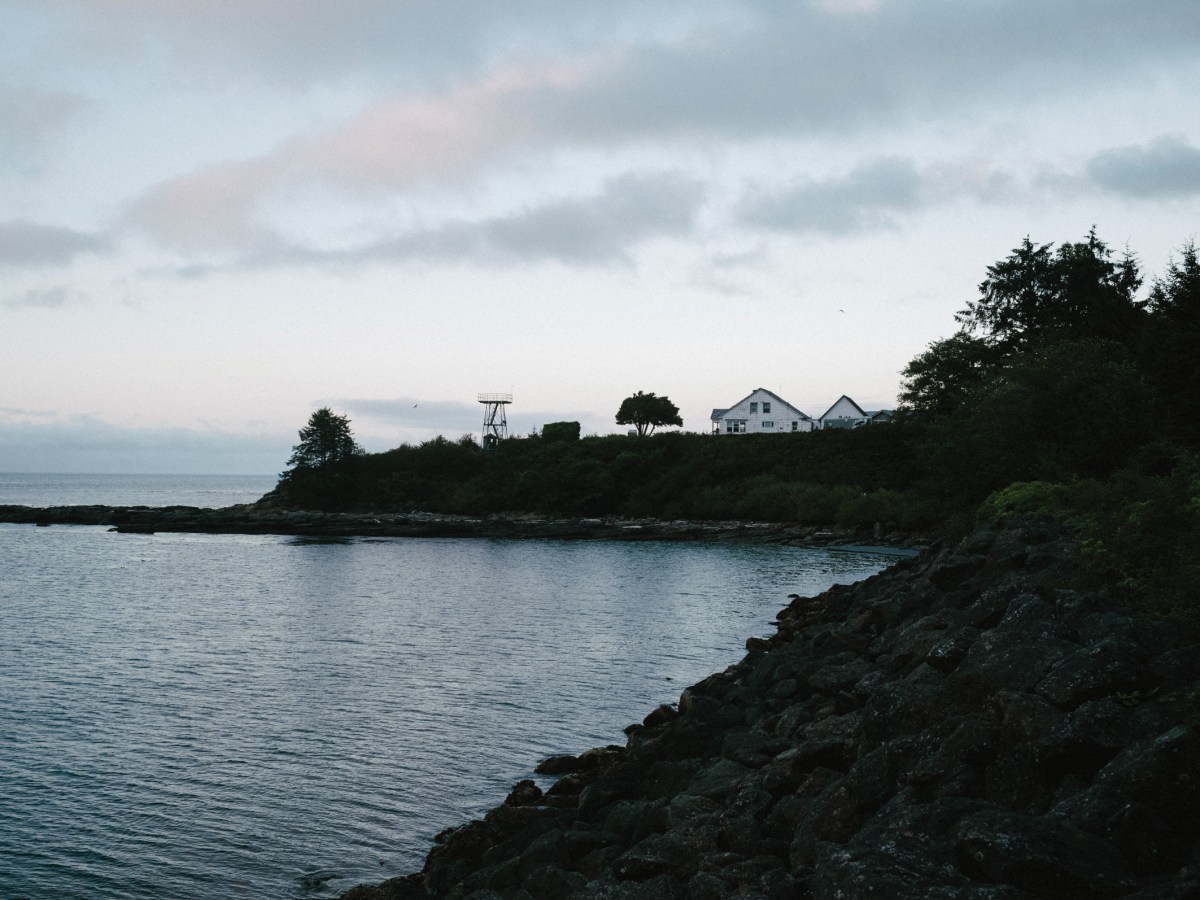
[[1, 525, 889, 898]]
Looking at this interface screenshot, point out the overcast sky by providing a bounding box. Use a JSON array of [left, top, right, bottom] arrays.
[[2, 0, 1198, 473]]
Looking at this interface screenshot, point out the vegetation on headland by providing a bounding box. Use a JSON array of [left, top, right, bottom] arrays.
[[907, 231, 1200, 626], [281, 407, 364, 502], [276, 231, 1200, 624], [614, 390, 684, 436], [279, 423, 927, 525]]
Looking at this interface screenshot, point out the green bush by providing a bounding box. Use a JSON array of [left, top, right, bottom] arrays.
[[978, 460, 1200, 628], [977, 481, 1075, 524]]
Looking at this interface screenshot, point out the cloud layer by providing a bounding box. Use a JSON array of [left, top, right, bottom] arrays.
[[0, 411, 288, 474], [92, 0, 1199, 262], [0, 220, 107, 266], [1086, 135, 1200, 199], [2, 1, 1198, 470]]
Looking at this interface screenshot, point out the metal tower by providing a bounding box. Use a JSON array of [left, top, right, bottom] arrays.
[[478, 393, 512, 449]]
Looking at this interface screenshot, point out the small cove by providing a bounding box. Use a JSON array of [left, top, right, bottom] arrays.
[[1, 519, 891, 898]]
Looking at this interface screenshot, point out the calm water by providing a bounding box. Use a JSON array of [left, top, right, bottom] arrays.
[[0, 473, 277, 508], [0, 478, 892, 899]]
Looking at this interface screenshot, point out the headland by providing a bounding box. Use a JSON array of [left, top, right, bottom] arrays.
[[339, 517, 1200, 899], [0, 503, 924, 552]]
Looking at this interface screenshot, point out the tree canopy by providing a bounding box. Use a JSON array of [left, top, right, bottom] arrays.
[[902, 229, 1153, 424], [955, 229, 1143, 349], [921, 338, 1153, 496], [897, 229, 1200, 504], [287, 407, 362, 471], [615, 391, 683, 436], [898, 332, 997, 420], [1147, 240, 1200, 327], [1142, 240, 1200, 443]]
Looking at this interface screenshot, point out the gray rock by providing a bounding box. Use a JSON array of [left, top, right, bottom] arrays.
[[613, 832, 699, 881], [954, 807, 1137, 897], [524, 865, 585, 899], [686, 759, 753, 801], [1035, 635, 1145, 708], [926, 626, 981, 674]]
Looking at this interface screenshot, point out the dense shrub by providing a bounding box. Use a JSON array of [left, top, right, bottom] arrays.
[[978, 457, 1200, 626], [276, 425, 936, 525], [541, 421, 581, 443]]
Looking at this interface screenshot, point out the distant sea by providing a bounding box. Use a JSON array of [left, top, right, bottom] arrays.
[[1, 474, 894, 899], [0, 472, 278, 508]]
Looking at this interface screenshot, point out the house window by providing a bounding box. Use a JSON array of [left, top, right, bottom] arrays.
[[762, 402, 771, 414], [749, 402, 758, 413], [791, 421, 799, 432], [762, 420, 774, 428], [725, 420, 747, 433]]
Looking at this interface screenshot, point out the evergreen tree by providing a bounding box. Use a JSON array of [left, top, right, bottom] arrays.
[[904, 230, 1148, 424], [287, 407, 362, 471], [1142, 241, 1200, 444], [278, 408, 364, 508], [898, 332, 998, 420], [956, 229, 1143, 350]]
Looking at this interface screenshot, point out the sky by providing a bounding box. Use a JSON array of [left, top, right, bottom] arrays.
[[2, 0, 1198, 474]]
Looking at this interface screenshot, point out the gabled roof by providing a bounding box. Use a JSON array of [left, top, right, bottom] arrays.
[[818, 394, 867, 421], [712, 387, 810, 421]]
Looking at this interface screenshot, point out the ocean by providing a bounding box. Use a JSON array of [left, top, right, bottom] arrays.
[[0, 472, 278, 509], [0, 475, 892, 898]]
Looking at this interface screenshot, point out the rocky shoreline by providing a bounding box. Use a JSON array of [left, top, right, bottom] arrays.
[[339, 518, 1199, 899], [0, 503, 924, 553]]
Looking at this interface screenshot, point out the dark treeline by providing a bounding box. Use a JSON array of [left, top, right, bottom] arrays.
[[277, 231, 1200, 622], [902, 229, 1200, 623], [298, 424, 931, 527]]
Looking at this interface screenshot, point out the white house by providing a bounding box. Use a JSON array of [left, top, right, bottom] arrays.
[[818, 395, 894, 429], [710, 388, 816, 435]]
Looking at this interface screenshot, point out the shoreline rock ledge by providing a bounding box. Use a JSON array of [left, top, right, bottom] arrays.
[[341, 518, 1200, 900], [0, 504, 924, 551]]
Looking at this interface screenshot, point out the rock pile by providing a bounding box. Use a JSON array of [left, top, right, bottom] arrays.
[[342, 518, 1200, 899]]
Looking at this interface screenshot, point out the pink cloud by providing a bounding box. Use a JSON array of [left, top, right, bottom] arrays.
[[125, 158, 282, 251], [297, 60, 591, 188], [124, 58, 597, 249]]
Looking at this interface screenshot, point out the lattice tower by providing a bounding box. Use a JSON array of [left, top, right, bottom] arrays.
[[477, 393, 512, 449]]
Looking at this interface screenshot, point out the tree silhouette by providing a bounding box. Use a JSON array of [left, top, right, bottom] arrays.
[[616, 391, 682, 436], [287, 407, 362, 472], [903, 229, 1148, 424], [956, 229, 1143, 349], [1143, 241, 1200, 443]]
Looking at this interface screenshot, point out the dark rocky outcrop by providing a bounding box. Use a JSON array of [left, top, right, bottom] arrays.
[[340, 518, 1200, 899], [0, 504, 923, 551]]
